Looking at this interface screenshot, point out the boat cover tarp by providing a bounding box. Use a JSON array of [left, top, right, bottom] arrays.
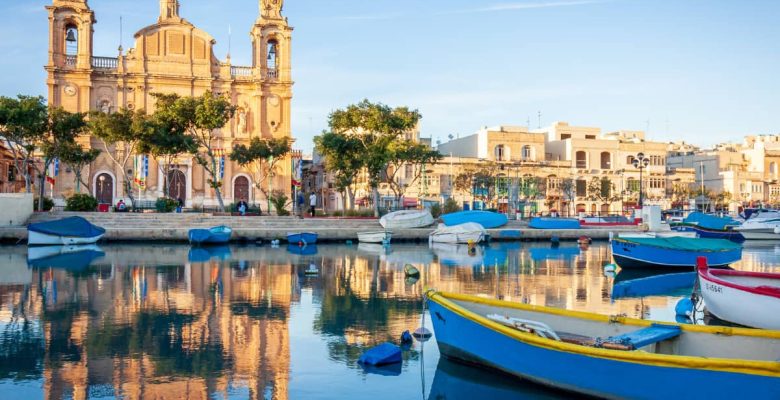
[[529, 218, 581, 229], [617, 237, 741, 252], [441, 211, 508, 229], [683, 212, 740, 231], [358, 342, 402, 366], [28, 217, 105, 238]]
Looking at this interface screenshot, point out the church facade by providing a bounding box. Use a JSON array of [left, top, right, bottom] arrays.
[[45, 0, 293, 210]]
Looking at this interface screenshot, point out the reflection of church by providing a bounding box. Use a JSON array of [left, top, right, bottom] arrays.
[[45, 0, 293, 208]]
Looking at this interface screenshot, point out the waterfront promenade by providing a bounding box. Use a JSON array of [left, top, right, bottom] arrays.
[[0, 212, 639, 243]]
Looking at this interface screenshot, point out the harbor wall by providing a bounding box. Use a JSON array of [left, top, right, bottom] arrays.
[[0, 193, 33, 227]]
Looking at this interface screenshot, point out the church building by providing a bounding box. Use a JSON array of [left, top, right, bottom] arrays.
[[45, 0, 293, 210]]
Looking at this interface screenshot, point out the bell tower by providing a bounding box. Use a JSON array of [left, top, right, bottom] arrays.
[[251, 0, 293, 140], [46, 0, 95, 70]]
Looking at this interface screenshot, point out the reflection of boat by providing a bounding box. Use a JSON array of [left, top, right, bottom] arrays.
[[528, 246, 580, 261], [27, 216, 105, 245], [428, 358, 565, 400], [360, 362, 402, 377], [379, 209, 434, 229], [189, 226, 232, 245], [429, 223, 485, 244], [27, 244, 104, 270], [441, 210, 508, 229], [427, 290, 780, 400], [187, 246, 232, 263], [611, 270, 697, 299], [611, 237, 741, 269], [431, 243, 483, 267], [357, 242, 389, 256], [698, 258, 780, 330], [382, 246, 434, 265], [529, 217, 580, 229], [286, 232, 318, 244], [286, 244, 318, 256], [357, 230, 392, 243]]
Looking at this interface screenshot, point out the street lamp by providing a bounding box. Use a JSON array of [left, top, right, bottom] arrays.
[[632, 152, 651, 207]]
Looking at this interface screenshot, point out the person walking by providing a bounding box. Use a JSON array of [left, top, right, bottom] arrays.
[[309, 192, 317, 218], [297, 192, 305, 218]]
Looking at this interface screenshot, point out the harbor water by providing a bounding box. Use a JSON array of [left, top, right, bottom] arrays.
[[0, 241, 777, 399]]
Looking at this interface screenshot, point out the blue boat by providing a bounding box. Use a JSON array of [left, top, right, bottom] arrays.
[[611, 237, 741, 269], [188, 226, 232, 245], [427, 290, 780, 399], [27, 216, 106, 245], [529, 217, 581, 229], [441, 211, 508, 229], [286, 244, 318, 255], [679, 212, 744, 242], [287, 232, 318, 244], [27, 244, 105, 271], [187, 246, 232, 262], [612, 270, 697, 299]]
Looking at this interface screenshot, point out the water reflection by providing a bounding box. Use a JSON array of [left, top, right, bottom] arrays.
[[0, 242, 774, 399]]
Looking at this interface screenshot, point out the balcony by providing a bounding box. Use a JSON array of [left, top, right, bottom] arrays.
[[91, 56, 117, 70], [230, 66, 253, 79], [65, 55, 77, 67], [266, 69, 278, 79]]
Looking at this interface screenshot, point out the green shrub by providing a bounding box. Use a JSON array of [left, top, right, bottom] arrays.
[[269, 190, 290, 216], [443, 198, 461, 215], [34, 197, 54, 211], [65, 194, 98, 212], [156, 197, 179, 213], [429, 203, 442, 218]]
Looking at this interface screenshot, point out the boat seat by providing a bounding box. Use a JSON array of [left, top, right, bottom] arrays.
[[599, 324, 681, 351]]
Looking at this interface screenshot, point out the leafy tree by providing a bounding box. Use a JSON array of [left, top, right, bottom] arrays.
[[560, 178, 576, 217], [89, 108, 154, 208], [384, 140, 442, 203], [153, 92, 236, 212], [670, 182, 692, 208], [0, 95, 49, 193], [58, 141, 100, 193], [314, 132, 363, 211], [519, 176, 545, 200], [587, 177, 620, 212], [138, 118, 196, 197], [230, 137, 291, 203], [454, 164, 498, 206], [328, 100, 421, 216], [34, 108, 88, 210]]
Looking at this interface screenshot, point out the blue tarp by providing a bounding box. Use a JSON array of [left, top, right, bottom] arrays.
[[28, 217, 105, 238], [529, 217, 581, 229], [683, 212, 740, 231], [358, 342, 402, 366], [441, 211, 508, 229]]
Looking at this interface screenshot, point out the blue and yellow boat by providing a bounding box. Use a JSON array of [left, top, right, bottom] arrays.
[[611, 236, 741, 269], [426, 290, 780, 399]]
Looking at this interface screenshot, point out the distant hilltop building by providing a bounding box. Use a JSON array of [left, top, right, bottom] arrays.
[[44, 0, 293, 208]]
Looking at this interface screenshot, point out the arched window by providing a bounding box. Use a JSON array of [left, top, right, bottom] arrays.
[[267, 40, 278, 76], [576, 151, 587, 169], [600, 152, 611, 169], [522, 145, 532, 160], [627, 155, 635, 165], [167, 170, 187, 203], [495, 144, 507, 161], [65, 24, 78, 56], [234, 176, 250, 202]]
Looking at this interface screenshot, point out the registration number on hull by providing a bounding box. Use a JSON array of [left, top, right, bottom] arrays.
[[703, 282, 723, 294]]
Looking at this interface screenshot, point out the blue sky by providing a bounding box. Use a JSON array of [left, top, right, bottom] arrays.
[[2, 0, 779, 153]]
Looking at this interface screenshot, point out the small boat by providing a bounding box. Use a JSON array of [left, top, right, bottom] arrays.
[[287, 232, 318, 244], [429, 222, 485, 244], [189, 226, 232, 245], [379, 209, 434, 229], [441, 210, 508, 229], [27, 216, 105, 246], [427, 290, 780, 399], [697, 257, 780, 330], [612, 270, 697, 299], [357, 230, 392, 243], [27, 244, 104, 271], [611, 237, 742, 269], [678, 212, 744, 242], [528, 217, 581, 229], [736, 213, 780, 240]]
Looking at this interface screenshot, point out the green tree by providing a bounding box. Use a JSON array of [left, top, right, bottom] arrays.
[[560, 178, 576, 217], [138, 118, 196, 197], [230, 137, 291, 206], [35, 108, 87, 210], [153, 92, 236, 211], [89, 108, 154, 208], [384, 140, 442, 204], [328, 100, 421, 216], [314, 132, 363, 211], [0, 95, 49, 193], [587, 177, 620, 212], [58, 141, 100, 193], [454, 164, 498, 206]]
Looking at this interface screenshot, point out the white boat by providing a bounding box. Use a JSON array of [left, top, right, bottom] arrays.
[[735, 215, 780, 240], [697, 258, 780, 330], [379, 210, 434, 229], [27, 216, 106, 246], [357, 230, 392, 243], [429, 222, 485, 244]]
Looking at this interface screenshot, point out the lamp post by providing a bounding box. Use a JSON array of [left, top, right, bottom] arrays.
[[632, 152, 651, 208]]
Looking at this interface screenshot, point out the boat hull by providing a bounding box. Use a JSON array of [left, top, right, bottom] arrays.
[[611, 240, 741, 269], [690, 226, 745, 242], [287, 232, 318, 244], [28, 230, 103, 246], [429, 231, 483, 244], [440, 211, 508, 229], [699, 271, 780, 330], [188, 226, 232, 245], [357, 231, 392, 243], [379, 210, 434, 229], [428, 295, 780, 399], [735, 228, 780, 240]]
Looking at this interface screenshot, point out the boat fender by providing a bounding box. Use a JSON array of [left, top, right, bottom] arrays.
[[774, 226, 780, 235], [675, 298, 694, 317], [603, 263, 617, 273], [403, 264, 420, 278], [400, 330, 413, 345], [358, 342, 402, 366], [412, 327, 432, 341]]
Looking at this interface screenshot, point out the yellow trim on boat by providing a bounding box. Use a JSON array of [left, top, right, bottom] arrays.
[[427, 290, 780, 377]]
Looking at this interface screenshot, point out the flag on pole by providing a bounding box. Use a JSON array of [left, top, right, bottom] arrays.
[[219, 156, 225, 181], [46, 159, 58, 185]]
